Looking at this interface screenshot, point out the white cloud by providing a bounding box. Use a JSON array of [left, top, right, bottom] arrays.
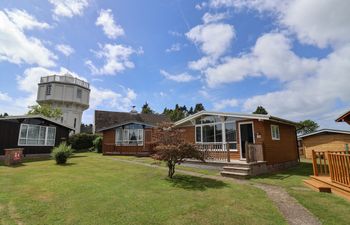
[[165, 43, 181, 53], [213, 98, 239, 111], [195, 2, 207, 10], [186, 23, 235, 58], [205, 33, 319, 87], [160, 70, 198, 82], [49, 0, 89, 19], [168, 30, 182, 37], [4, 9, 50, 30], [210, 0, 350, 48], [86, 44, 141, 75], [202, 12, 229, 24], [55, 44, 75, 56], [96, 9, 124, 39], [186, 22, 235, 70], [90, 86, 137, 111], [0, 10, 56, 67], [243, 43, 350, 120], [0, 91, 12, 102]]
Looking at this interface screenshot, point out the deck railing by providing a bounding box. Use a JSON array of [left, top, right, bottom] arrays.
[[196, 143, 231, 162], [311, 150, 350, 188], [328, 152, 350, 187]]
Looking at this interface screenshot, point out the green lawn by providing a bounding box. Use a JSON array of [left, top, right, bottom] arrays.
[[250, 159, 350, 225], [0, 153, 286, 225]]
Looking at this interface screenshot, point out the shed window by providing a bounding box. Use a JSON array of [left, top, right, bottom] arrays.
[[18, 124, 56, 146], [115, 124, 144, 146], [271, 125, 280, 140]]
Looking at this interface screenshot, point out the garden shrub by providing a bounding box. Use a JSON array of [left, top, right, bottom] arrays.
[[92, 136, 103, 153], [51, 143, 73, 164], [68, 133, 99, 151]]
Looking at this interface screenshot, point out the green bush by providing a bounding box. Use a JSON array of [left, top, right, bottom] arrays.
[[68, 133, 99, 151], [92, 136, 103, 153], [51, 143, 73, 164]]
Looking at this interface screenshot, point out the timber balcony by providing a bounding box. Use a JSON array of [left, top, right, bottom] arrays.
[[194, 142, 268, 179], [304, 150, 350, 200]]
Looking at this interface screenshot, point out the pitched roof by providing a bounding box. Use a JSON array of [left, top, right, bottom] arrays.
[[0, 115, 74, 130], [298, 129, 350, 139], [94, 110, 170, 132], [336, 110, 350, 123], [173, 110, 297, 127]]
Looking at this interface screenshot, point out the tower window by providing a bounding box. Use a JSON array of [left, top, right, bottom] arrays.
[[46, 85, 52, 95], [77, 89, 82, 99], [74, 118, 77, 128]]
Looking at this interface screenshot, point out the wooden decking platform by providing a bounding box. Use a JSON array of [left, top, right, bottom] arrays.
[[304, 176, 350, 201]]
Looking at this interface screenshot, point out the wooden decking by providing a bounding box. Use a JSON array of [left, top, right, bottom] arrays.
[[305, 150, 350, 200], [304, 176, 350, 201]]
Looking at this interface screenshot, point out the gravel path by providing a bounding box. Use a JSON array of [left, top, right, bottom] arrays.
[[109, 158, 321, 225]]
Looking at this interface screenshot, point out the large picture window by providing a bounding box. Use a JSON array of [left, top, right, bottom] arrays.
[[195, 116, 237, 150], [115, 124, 144, 146], [18, 124, 56, 146]]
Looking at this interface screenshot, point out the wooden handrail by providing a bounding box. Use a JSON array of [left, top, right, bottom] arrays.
[[327, 152, 350, 187]]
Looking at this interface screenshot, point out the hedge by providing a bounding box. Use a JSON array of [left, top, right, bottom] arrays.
[[68, 133, 100, 151]]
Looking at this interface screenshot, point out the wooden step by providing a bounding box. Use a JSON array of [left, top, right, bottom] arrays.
[[223, 166, 250, 173], [304, 179, 331, 193], [220, 171, 250, 179]]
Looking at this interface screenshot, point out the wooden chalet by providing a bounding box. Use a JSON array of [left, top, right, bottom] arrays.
[[173, 111, 299, 178], [0, 115, 72, 155], [304, 110, 350, 200], [95, 110, 170, 156]]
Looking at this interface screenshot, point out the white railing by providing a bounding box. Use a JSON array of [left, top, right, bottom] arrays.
[[40, 75, 90, 89], [196, 143, 231, 162]]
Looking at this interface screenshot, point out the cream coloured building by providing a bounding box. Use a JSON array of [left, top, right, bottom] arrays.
[[37, 74, 90, 133]]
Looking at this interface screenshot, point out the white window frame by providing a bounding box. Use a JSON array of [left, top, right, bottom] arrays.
[[115, 126, 144, 146], [195, 120, 237, 151], [271, 124, 280, 140], [18, 124, 56, 146]]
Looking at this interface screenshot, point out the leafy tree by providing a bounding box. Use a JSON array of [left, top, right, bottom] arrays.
[[141, 102, 154, 114], [0, 112, 8, 118], [152, 123, 204, 178], [253, 106, 268, 115], [188, 107, 194, 115], [194, 103, 205, 113], [297, 120, 319, 135], [27, 104, 62, 119]]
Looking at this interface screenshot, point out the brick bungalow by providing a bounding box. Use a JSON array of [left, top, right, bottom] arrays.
[[94, 110, 170, 156]]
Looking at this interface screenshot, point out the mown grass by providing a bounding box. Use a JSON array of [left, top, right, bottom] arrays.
[[108, 155, 221, 176], [250, 159, 350, 225], [0, 153, 285, 225]]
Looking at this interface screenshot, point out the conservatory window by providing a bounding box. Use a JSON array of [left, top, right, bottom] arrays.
[[115, 124, 144, 146], [18, 124, 56, 146]]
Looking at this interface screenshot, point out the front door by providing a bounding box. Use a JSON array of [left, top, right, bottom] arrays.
[[239, 122, 254, 159]]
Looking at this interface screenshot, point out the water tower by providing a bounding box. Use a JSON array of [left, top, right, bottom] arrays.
[[37, 73, 90, 133]]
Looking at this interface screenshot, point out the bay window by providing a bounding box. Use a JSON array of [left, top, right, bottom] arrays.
[[115, 124, 144, 146], [18, 124, 56, 146]]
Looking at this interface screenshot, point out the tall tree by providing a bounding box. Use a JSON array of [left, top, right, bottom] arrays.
[[194, 103, 205, 113], [27, 104, 62, 119], [297, 120, 319, 135], [141, 102, 154, 114], [253, 106, 268, 115], [188, 107, 194, 115]]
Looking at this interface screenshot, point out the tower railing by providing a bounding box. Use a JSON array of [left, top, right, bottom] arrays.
[[40, 75, 90, 89]]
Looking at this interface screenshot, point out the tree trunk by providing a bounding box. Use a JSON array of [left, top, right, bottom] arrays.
[[167, 160, 176, 178]]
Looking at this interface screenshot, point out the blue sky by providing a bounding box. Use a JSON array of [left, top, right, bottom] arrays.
[[0, 0, 349, 129]]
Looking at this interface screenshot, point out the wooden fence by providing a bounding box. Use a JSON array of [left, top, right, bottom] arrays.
[[311, 150, 350, 188]]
